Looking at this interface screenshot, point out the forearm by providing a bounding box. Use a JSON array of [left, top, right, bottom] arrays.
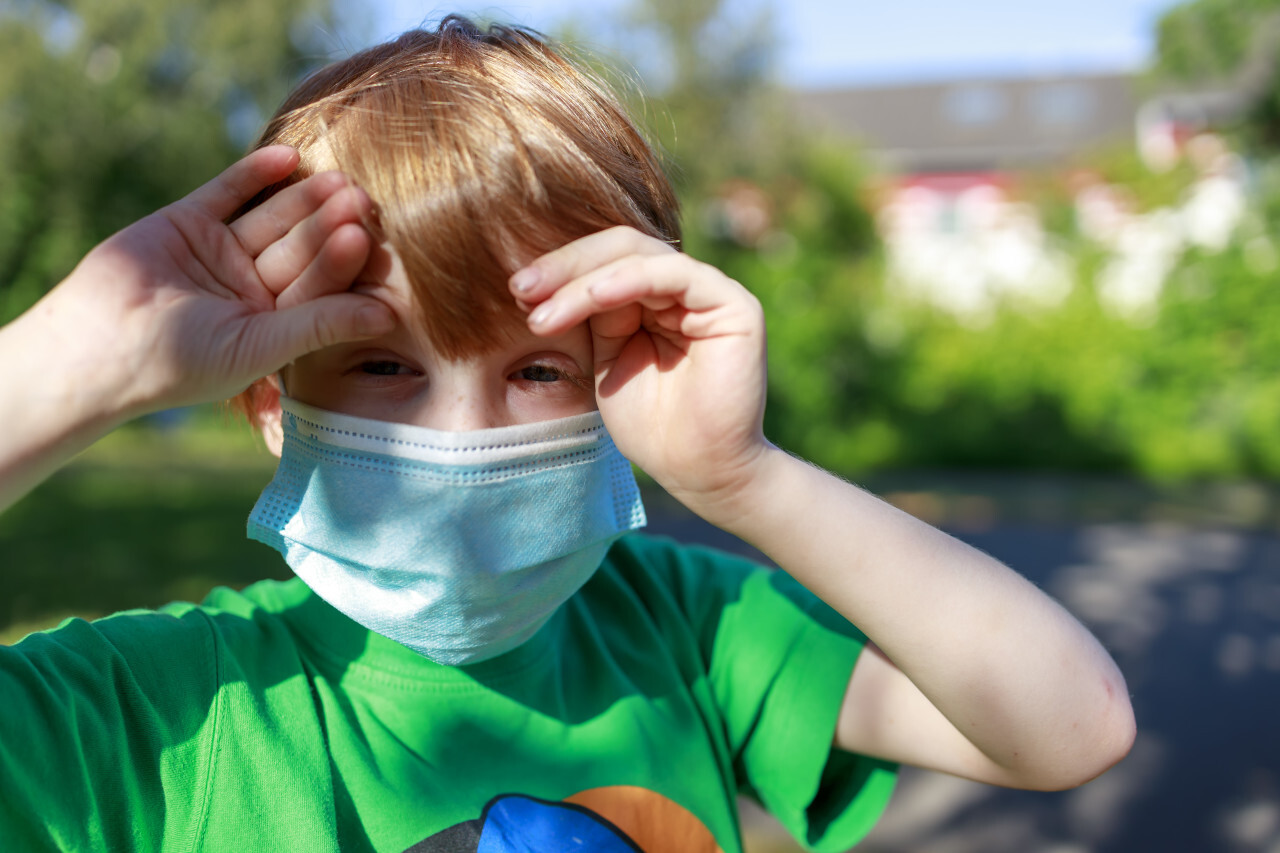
[[0, 294, 136, 513], [698, 446, 1134, 788]]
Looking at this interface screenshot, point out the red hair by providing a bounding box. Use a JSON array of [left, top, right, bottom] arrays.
[[232, 15, 680, 423]]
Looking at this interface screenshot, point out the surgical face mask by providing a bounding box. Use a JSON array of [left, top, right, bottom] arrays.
[[247, 397, 646, 665]]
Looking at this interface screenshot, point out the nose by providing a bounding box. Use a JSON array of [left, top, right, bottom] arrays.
[[411, 365, 504, 432], [418, 396, 500, 432]]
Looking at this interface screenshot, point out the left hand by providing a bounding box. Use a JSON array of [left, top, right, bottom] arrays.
[[511, 233, 1137, 794], [509, 226, 770, 523]]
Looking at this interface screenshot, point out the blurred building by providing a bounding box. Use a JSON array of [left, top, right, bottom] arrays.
[[793, 72, 1139, 175], [794, 73, 1251, 324]]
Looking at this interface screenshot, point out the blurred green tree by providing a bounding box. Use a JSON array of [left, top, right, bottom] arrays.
[[1155, 0, 1270, 81], [598, 0, 1280, 480], [606, 0, 781, 190], [0, 0, 353, 323], [1154, 0, 1280, 147], [597, 0, 886, 467]]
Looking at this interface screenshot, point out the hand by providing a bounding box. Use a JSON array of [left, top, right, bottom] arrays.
[[30, 146, 393, 423], [510, 226, 771, 524]]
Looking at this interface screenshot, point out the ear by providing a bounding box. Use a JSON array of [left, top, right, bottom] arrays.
[[253, 376, 285, 458]]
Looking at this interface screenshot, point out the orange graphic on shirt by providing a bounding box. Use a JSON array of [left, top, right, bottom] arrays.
[[566, 786, 723, 853], [405, 784, 725, 852]]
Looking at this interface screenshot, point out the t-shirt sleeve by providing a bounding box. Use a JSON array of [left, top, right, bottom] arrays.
[[0, 604, 220, 851], [621, 535, 897, 852]]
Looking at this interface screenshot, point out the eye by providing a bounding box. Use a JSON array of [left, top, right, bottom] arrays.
[[359, 360, 412, 376], [507, 353, 591, 395], [516, 363, 567, 383]]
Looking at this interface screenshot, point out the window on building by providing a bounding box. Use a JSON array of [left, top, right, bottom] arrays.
[[1031, 82, 1096, 129], [943, 84, 1008, 126]]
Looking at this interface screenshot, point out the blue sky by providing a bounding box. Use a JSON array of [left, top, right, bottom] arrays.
[[370, 0, 1184, 88]]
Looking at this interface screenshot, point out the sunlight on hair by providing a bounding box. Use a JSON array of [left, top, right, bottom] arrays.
[[230, 15, 681, 426]]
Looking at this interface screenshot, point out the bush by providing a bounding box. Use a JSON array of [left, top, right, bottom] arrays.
[[682, 141, 1280, 481]]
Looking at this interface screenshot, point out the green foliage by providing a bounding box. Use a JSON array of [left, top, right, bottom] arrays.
[[626, 0, 1280, 481], [1154, 0, 1272, 82], [859, 213, 1280, 481], [0, 0, 344, 322], [682, 139, 889, 469], [0, 413, 281, 642], [672, 85, 1280, 480], [1080, 143, 1202, 212], [1153, 0, 1280, 148], [603, 0, 782, 191], [6, 0, 1274, 482], [738, 230, 1280, 481]]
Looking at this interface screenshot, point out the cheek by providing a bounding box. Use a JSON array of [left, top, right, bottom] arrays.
[[506, 381, 597, 423], [279, 361, 331, 406], [279, 359, 373, 416]]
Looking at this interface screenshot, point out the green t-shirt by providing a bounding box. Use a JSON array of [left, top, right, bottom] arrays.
[[0, 534, 895, 852]]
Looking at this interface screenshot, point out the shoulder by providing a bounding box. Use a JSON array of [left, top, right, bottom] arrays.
[[0, 579, 326, 847], [4, 577, 315, 694], [195, 577, 330, 677], [579, 533, 862, 667], [596, 533, 854, 633], [588, 534, 764, 622], [598, 533, 764, 596]]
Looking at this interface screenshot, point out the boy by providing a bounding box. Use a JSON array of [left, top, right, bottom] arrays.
[[0, 16, 1134, 853]]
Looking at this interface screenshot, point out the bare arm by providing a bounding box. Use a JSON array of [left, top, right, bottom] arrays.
[[512, 226, 1134, 790], [0, 147, 392, 513], [722, 452, 1133, 790]]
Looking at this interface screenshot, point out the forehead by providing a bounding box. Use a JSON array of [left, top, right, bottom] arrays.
[[355, 239, 533, 357], [285, 90, 647, 360]]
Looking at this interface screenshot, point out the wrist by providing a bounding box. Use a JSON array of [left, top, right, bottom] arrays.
[[0, 297, 143, 512], [665, 441, 794, 535], [6, 287, 139, 442]]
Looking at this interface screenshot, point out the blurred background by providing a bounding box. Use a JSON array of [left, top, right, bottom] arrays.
[[3, 0, 1280, 850]]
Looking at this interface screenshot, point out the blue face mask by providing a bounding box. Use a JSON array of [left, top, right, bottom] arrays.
[[247, 398, 646, 666]]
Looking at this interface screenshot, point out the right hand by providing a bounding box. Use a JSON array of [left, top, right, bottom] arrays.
[[28, 145, 394, 423], [509, 226, 770, 528]]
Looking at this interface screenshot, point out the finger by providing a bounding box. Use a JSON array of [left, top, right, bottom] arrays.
[[586, 303, 646, 345], [509, 225, 674, 301], [274, 222, 373, 310], [527, 253, 745, 335], [243, 292, 396, 369], [255, 186, 373, 296], [183, 146, 301, 222], [231, 171, 368, 258]]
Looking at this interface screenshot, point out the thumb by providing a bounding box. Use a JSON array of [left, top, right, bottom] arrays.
[[252, 293, 396, 367]]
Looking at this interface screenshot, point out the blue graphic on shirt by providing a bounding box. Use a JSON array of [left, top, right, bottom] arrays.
[[406, 794, 643, 853], [476, 795, 638, 852]]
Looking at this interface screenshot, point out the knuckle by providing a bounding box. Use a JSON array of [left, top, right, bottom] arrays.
[[617, 224, 668, 253], [310, 309, 341, 349], [306, 171, 345, 197], [319, 185, 359, 221]]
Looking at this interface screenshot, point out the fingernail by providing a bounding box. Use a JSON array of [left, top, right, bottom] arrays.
[[528, 303, 555, 326], [511, 267, 541, 293]]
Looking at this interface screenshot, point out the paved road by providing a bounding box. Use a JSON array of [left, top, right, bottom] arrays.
[[641, 484, 1280, 853]]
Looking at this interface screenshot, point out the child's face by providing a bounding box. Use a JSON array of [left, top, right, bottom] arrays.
[[282, 244, 596, 430]]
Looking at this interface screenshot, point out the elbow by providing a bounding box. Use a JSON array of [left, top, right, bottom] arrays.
[[1033, 678, 1137, 792], [1081, 685, 1138, 786]]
